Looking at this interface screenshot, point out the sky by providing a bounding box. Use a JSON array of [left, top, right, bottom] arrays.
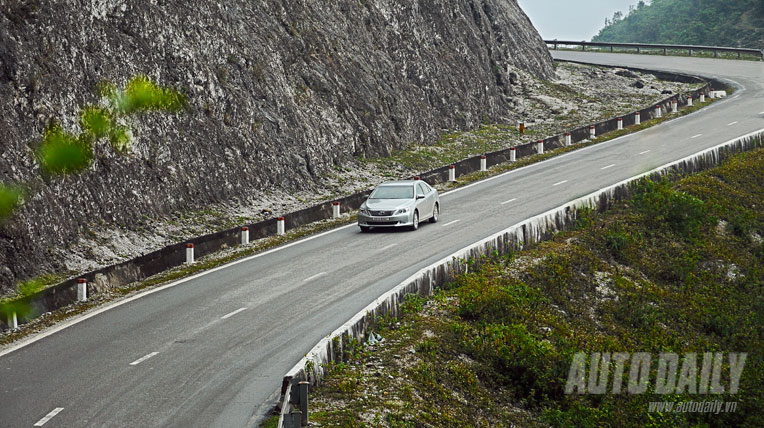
[[517, 0, 639, 41]]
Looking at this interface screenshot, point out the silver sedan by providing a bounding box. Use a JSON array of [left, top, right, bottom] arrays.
[[358, 180, 440, 232]]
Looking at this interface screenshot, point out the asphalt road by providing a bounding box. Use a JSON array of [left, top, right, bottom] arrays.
[[1, 52, 762, 427]]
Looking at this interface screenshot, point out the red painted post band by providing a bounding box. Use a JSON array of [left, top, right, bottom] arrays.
[[186, 243, 193, 248], [78, 278, 86, 283], [277, 217, 285, 221], [414, 176, 420, 180], [333, 202, 340, 206], [242, 227, 249, 231], [449, 165, 455, 169]]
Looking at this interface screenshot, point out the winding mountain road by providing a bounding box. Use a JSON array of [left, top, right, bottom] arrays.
[[1, 52, 762, 427]]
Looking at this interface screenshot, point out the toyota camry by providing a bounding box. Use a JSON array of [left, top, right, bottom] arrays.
[[358, 180, 440, 232]]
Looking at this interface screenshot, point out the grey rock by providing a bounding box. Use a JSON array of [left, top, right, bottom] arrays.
[[0, 0, 553, 291]]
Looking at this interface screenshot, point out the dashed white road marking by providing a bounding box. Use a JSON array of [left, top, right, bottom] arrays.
[[442, 220, 461, 227], [379, 243, 398, 251], [552, 180, 568, 186], [601, 164, 616, 170], [639, 150, 651, 155], [34, 408, 64, 426], [727, 121, 738, 126], [129, 352, 159, 366], [691, 134, 703, 139], [500, 198, 517, 205], [760, 111, 764, 115], [303, 272, 327, 282], [221, 308, 247, 320]]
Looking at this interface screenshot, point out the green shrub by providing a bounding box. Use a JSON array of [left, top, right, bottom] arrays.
[[632, 178, 714, 238], [0, 184, 23, 220], [38, 125, 93, 175]]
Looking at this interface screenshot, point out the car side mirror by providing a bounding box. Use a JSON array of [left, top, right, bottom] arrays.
[[416, 195, 425, 200]]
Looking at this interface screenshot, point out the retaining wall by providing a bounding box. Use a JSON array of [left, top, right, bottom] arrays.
[[274, 129, 764, 424]]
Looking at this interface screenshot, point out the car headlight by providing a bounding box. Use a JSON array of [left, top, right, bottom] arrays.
[[360, 207, 370, 215], [394, 207, 410, 215]]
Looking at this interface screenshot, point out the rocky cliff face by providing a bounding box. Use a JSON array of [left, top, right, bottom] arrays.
[[0, 0, 553, 292]]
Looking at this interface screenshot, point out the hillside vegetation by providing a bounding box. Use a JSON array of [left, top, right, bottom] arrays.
[[592, 0, 764, 49], [308, 146, 764, 427]]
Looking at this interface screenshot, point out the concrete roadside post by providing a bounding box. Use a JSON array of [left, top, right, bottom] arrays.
[[299, 381, 309, 426], [77, 278, 87, 302], [241, 227, 249, 245], [509, 146, 516, 162], [700, 93, 706, 103], [536, 139, 544, 154], [617, 117, 623, 130], [565, 132, 571, 146], [589, 125, 596, 139], [688, 96, 693, 106], [655, 105, 662, 118], [480, 155, 487, 171], [635, 111, 641, 125], [332, 202, 340, 219], [448, 165, 456, 182], [277, 217, 286, 236], [186, 243, 194, 264], [672, 99, 678, 113], [7, 311, 17, 330]]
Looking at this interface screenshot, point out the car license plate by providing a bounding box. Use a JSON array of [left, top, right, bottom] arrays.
[[372, 217, 389, 222]]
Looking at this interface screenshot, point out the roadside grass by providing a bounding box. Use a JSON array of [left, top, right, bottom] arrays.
[[1, 78, 726, 347], [309, 147, 764, 427]]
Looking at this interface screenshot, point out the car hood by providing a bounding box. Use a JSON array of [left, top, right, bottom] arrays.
[[364, 199, 414, 210]]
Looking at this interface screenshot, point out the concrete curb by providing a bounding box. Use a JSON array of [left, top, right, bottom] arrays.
[[275, 128, 764, 420]]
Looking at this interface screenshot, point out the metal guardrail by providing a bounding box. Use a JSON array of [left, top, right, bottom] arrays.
[[545, 40, 764, 60]]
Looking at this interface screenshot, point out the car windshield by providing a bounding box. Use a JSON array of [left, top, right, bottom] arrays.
[[369, 185, 414, 199]]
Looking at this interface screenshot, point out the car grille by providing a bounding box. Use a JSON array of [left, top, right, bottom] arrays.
[[370, 210, 394, 216], [369, 221, 398, 226]]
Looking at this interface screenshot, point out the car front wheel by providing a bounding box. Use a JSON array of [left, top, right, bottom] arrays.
[[360, 225, 370, 233], [429, 203, 439, 223], [410, 211, 419, 231]]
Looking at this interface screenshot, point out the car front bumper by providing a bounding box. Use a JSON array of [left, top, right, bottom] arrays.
[[357, 212, 413, 228]]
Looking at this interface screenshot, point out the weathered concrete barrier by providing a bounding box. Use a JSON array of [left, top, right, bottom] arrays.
[[276, 129, 764, 418]]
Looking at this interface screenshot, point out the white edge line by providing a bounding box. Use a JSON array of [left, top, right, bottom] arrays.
[[129, 351, 159, 366], [303, 272, 327, 282], [759, 111, 764, 115], [0, 93, 737, 359], [500, 198, 517, 205], [601, 164, 616, 170], [33, 407, 64, 426], [285, 127, 764, 381], [221, 307, 247, 320], [442, 220, 461, 227]]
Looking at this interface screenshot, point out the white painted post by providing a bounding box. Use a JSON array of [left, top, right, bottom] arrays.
[[589, 125, 596, 138], [480, 155, 487, 172], [617, 118, 623, 130], [700, 93, 706, 102], [332, 201, 340, 219], [565, 132, 571, 146], [186, 243, 194, 264], [672, 100, 678, 113], [655, 105, 662, 118], [277, 217, 285, 236], [77, 278, 87, 302], [509, 147, 516, 162], [635, 111, 641, 125], [709, 87, 715, 99], [536, 139, 544, 154], [241, 227, 249, 245], [687, 96, 693, 106], [7, 311, 17, 330], [448, 165, 456, 182]]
